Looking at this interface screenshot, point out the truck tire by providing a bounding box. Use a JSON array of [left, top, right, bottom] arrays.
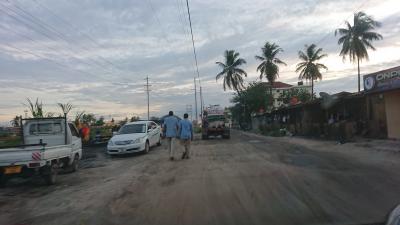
[[68, 155, 79, 173], [223, 134, 230, 139], [42, 163, 58, 185]]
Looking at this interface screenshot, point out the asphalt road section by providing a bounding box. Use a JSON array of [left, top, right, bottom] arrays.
[[1, 130, 400, 225]]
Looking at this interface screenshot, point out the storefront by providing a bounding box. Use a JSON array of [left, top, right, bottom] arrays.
[[364, 66, 400, 139]]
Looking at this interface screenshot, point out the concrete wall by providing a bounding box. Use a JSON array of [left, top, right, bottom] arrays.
[[385, 90, 400, 139]]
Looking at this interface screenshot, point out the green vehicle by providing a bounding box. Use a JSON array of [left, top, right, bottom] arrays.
[[202, 111, 230, 140]]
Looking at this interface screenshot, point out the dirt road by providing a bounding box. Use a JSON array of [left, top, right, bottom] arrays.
[[1, 130, 400, 225]]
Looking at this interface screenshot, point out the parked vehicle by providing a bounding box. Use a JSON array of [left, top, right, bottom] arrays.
[[0, 117, 82, 186], [107, 121, 161, 155]]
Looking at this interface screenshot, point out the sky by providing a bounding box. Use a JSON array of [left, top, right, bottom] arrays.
[[0, 0, 399, 125]]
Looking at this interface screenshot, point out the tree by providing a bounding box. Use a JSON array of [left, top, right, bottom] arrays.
[[10, 115, 21, 127], [25, 98, 44, 118], [335, 11, 382, 92], [119, 117, 129, 126], [81, 113, 96, 125], [216, 50, 247, 93], [57, 102, 73, 116], [74, 111, 85, 127], [231, 82, 273, 123], [278, 88, 315, 105], [296, 44, 328, 99], [95, 116, 105, 126], [255, 42, 286, 94], [130, 116, 140, 122]]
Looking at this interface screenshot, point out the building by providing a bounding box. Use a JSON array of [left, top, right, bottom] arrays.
[[262, 81, 312, 109], [252, 66, 400, 140], [363, 66, 400, 139]]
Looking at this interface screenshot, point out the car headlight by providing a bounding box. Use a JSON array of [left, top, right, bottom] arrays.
[[132, 138, 142, 144], [108, 140, 114, 146]]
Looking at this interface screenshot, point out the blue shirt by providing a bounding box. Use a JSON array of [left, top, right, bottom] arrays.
[[163, 116, 179, 138], [178, 119, 193, 140]]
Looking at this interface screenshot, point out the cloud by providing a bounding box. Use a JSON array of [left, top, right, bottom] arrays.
[[0, 0, 399, 125]]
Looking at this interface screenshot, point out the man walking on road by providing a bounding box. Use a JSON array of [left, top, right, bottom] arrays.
[[178, 113, 193, 159], [163, 111, 179, 160]]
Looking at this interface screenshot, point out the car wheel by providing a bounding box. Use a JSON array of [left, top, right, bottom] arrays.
[[157, 136, 162, 146], [144, 141, 150, 154]]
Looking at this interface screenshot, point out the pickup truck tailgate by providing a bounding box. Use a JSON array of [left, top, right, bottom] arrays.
[[0, 145, 72, 166], [0, 147, 43, 166]]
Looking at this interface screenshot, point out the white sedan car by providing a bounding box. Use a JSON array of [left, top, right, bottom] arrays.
[[107, 121, 161, 155]]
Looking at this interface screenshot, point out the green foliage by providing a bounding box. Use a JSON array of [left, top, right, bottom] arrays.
[[81, 113, 96, 125], [25, 98, 44, 118], [216, 50, 247, 92], [335, 11, 382, 63], [296, 44, 328, 98], [58, 102, 74, 115], [335, 11, 382, 91], [194, 126, 202, 134], [10, 115, 21, 127], [0, 136, 22, 147], [130, 116, 140, 122], [255, 42, 286, 87], [95, 116, 105, 126], [278, 88, 315, 105], [231, 82, 273, 123]]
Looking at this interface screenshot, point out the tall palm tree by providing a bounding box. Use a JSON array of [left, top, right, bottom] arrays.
[[335, 11, 382, 92], [216, 50, 247, 93], [57, 102, 74, 116], [255, 42, 286, 94], [296, 44, 328, 100], [25, 98, 44, 118]]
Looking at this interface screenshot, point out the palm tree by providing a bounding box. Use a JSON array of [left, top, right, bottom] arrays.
[[255, 42, 286, 94], [57, 102, 74, 116], [296, 44, 328, 100], [216, 50, 247, 93], [10, 115, 21, 127], [25, 98, 44, 118], [335, 11, 382, 92]]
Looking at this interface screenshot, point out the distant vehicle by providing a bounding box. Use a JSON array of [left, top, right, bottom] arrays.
[[0, 117, 82, 186], [202, 106, 230, 139], [107, 121, 161, 155]]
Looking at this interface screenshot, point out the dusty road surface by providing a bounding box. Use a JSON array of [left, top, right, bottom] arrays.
[[1, 130, 400, 225]]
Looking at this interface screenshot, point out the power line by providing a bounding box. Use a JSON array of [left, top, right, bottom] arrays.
[[0, 42, 98, 78], [30, 0, 125, 71], [0, 1, 117, 74], [185, 0, 204, 115]]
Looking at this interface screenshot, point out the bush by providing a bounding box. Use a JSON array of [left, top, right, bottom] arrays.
[[194, 126, 202, 134]]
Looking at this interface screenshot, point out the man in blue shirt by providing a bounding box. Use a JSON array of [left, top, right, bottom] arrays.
[[163, 111, 179, 160], [178, 113, 193, 159]]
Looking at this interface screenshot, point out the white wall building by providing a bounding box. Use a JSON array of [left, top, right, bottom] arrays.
[[262, 81, 312, 109]]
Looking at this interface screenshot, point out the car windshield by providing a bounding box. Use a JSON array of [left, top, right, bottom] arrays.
[[119, 124, 146, 134]]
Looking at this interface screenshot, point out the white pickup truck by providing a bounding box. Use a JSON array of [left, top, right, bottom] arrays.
[[0, 117, 82, 186]]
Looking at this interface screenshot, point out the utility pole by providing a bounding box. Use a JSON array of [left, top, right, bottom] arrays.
[[194, 77, 198, 121], [144, 76, 151, 120]]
